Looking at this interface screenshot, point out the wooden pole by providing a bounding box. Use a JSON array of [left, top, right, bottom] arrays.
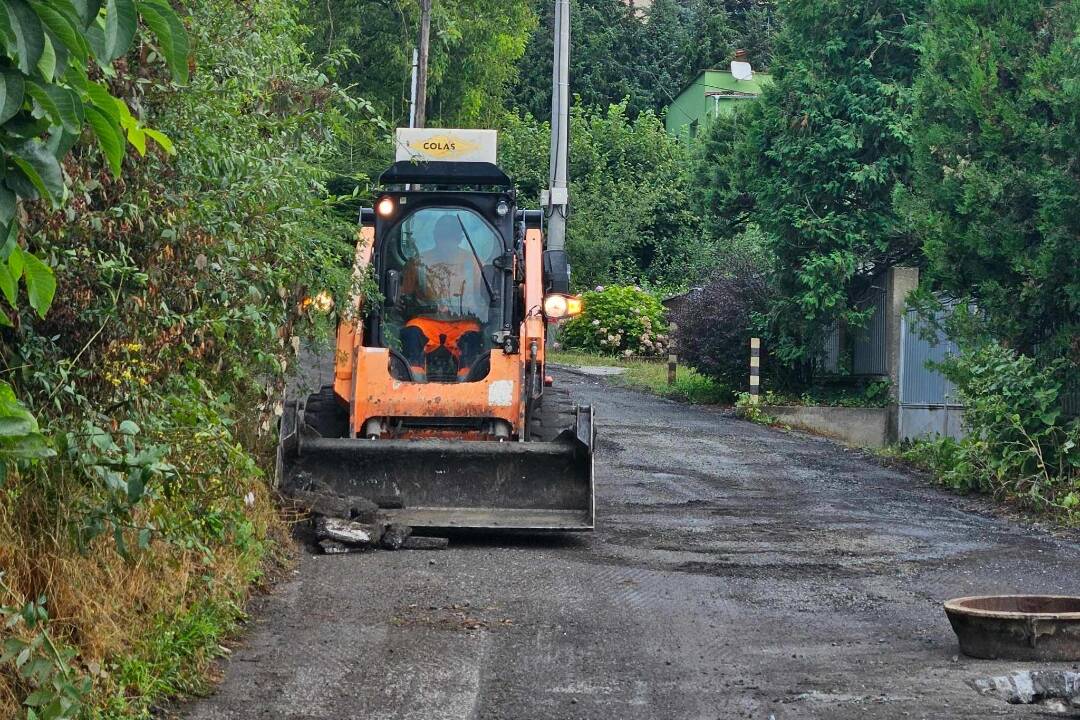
[[668, 354, 677, 386], [414, 0, 431, 129], [749, 338, 760, 403]]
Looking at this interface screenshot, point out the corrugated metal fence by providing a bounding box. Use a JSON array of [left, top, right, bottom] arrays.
[[852, 285, 887, 376], [818, 284, 887, 376], [898, 308, 964, 440]]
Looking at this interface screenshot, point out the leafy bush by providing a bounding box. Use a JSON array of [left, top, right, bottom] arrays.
[[560, 285, 669, 356], [0, 0, 363, 715], [671, 258, 770, 389], [911, 343, 1079, 516], [499, 103, 701, 292]]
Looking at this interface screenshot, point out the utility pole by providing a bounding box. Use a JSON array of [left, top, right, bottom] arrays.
[[414, 0, 432, 129], [408, 47, 419, 128], [546, 0, 570, 255]]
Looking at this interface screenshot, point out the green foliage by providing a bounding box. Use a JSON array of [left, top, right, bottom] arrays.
[[304, 0, 534, 129], [734, 392, 779, 425], [739, 0, 925, 372], [96, 597, 247, 717], [0, 380, 52, 465], [560, 285, 668, 356], [901, 0, 1080, 362], [500, 102, 700, 290], [911, 343, 1079, 516], [1, 0, 364, 714], [511, 0, 779, 119], [0, 0, 187, 465], [0, 0, 185, 244], [758, 380, 893, 408], [62, 421, 175, 559], [689, 104, 770, 258], [0, 574, 90, 720], [660, 370, 731, 405]]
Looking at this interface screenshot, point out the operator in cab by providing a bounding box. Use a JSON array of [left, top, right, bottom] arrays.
[[393, 211, 494, 381]]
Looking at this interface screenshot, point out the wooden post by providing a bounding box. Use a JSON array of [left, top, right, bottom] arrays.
[[414, 0, 431, 129], [668, 354, 677, 386], [749, 338, 760, 404]]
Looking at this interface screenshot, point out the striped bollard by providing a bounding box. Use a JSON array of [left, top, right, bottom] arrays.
[[749, 337, 760, 404]]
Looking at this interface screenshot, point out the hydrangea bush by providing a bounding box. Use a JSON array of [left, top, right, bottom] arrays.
[[561, 285, 669, 357]]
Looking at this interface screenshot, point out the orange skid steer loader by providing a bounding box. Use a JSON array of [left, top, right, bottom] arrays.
[[277, 129, 595, 531]]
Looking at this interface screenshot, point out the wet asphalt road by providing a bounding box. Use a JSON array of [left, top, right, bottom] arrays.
[[183, 368, 1080, 719]]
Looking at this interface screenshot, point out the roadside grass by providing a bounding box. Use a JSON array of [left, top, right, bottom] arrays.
[[92, 491, 290, 719], [0, 466, 290, 720], [549, 351, 733, 405], [96, 599, 243, 718]]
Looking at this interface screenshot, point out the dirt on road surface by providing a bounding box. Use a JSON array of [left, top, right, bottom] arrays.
[[182, 368, 1080, 719]]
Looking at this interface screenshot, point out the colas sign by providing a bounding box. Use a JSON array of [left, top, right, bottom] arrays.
[[395, 128, 498, 164]]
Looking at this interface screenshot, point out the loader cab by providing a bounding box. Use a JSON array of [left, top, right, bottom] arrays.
[[368, 178, 518, 384]]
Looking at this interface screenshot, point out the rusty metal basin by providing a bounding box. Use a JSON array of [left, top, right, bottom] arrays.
[[945, 595, 1080, 661]]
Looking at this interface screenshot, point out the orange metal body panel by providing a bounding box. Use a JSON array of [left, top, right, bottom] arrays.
[[332, 226, 546, 439], [346, 346, 524, 434]]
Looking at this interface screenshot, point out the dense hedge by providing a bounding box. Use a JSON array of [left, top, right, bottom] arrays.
[[0, 0, 360, 715]]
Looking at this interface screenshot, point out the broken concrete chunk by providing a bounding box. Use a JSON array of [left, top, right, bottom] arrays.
[[315, 516, 383, 546], [319, 539, 358, 555], [349, 496, 381, 523], [380, 523, 413, 550], [401, 536, 449, 550], [287, 489, 353, 519], [969, 671, 1080, 710]]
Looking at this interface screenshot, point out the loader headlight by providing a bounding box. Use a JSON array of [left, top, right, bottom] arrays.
[[300, 290, 334, 313], [376, 196, 396, 217], [543, 293, 582, 319], [495, 200, 510, 217]]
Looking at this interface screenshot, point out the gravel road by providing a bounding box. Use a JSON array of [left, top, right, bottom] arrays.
[[183, 368, 1080, 719]]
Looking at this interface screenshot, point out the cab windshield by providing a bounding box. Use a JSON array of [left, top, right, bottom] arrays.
[[382, 207, 503, 383]]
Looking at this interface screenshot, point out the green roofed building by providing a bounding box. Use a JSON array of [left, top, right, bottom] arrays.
[[664, 66, 771, 141]]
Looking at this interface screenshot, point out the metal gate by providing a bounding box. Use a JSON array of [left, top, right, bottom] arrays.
[[898, 309, 964, 440]]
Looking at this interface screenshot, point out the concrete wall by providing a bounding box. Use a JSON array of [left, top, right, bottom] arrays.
[[898, 406, 966, 442], [768, 405, 891, 449]]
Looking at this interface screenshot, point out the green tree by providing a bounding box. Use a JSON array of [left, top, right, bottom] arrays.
[[512, 0, 644, 119], [728, 0, 780, 70], [738, 0, 925, 377], [304, 0, 534, 129], [690, 100, 762, 246], [902, 0, 1080, 363], [501, 102, 699, 291], [683, 0, 736, 75], [511, 0, 779, 120]]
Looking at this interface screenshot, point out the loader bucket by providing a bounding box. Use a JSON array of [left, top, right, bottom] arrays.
[[277, 405, 595, 531]]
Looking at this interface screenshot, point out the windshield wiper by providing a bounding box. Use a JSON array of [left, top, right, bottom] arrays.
[[456, 214, 496, 304]]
